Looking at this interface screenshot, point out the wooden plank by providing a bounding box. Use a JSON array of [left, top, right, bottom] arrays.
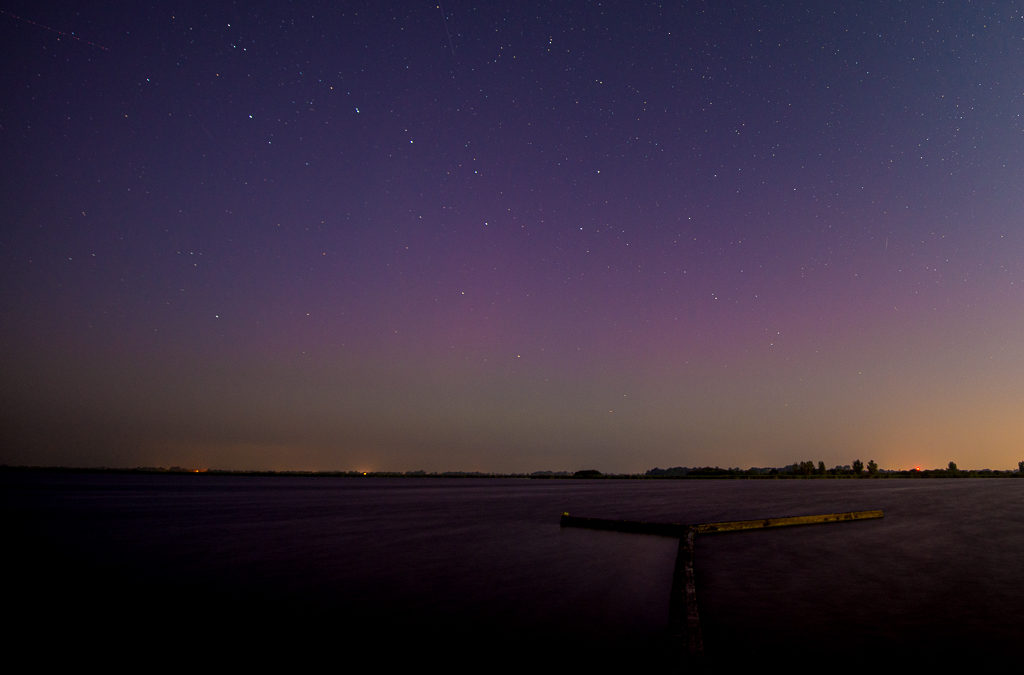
[[559, 513, 686, 537], [692, 509, 884, 534], [667, 526, 703, 661], [560, 509, 883, 537]]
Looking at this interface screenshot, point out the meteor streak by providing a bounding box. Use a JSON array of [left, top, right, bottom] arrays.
[[1, 8, 109, 51]]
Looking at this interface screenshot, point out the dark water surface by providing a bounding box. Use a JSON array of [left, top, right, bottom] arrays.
[[5, 472, 1022, 670]]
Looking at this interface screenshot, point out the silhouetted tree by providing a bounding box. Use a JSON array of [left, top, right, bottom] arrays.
[[852, 459, 864, 475], [948, 461, 958, 473], [817, 461, 826, 475], [572, 469, 602, 478], [867, 459, 878, 475]]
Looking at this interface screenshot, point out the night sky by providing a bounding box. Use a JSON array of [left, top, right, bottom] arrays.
[[3, 2, 1024, 473]]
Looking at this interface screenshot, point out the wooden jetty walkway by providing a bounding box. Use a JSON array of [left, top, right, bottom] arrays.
[[560, 509, 884, 666]]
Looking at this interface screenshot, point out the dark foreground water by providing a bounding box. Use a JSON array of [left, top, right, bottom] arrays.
[[4, 472, 1022, 671]]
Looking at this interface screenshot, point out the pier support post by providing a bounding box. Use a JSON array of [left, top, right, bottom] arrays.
[[668, 526, 703, 662]]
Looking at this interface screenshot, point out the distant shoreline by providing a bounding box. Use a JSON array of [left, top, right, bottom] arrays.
[[3, 464, 1022, 479]]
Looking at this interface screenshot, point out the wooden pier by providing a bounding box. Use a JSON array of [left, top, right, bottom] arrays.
[[560, 509, 884, 666]]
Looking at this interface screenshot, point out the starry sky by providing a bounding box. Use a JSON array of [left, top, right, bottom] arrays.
[[3, 1, 1024, 473]]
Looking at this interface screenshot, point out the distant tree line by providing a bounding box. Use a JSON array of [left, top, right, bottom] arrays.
[[6, 461, 1024, 479], [644, 459, 1024, 479]]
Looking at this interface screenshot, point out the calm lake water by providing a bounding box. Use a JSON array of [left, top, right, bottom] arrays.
[[4, 472, 1022, 670]]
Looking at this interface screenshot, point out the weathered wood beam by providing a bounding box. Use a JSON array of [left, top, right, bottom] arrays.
[[559, 509, 883, 537], [559, 513, 686, 537], [668, 526, 703, 661], [692, 509, 884, 534]]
